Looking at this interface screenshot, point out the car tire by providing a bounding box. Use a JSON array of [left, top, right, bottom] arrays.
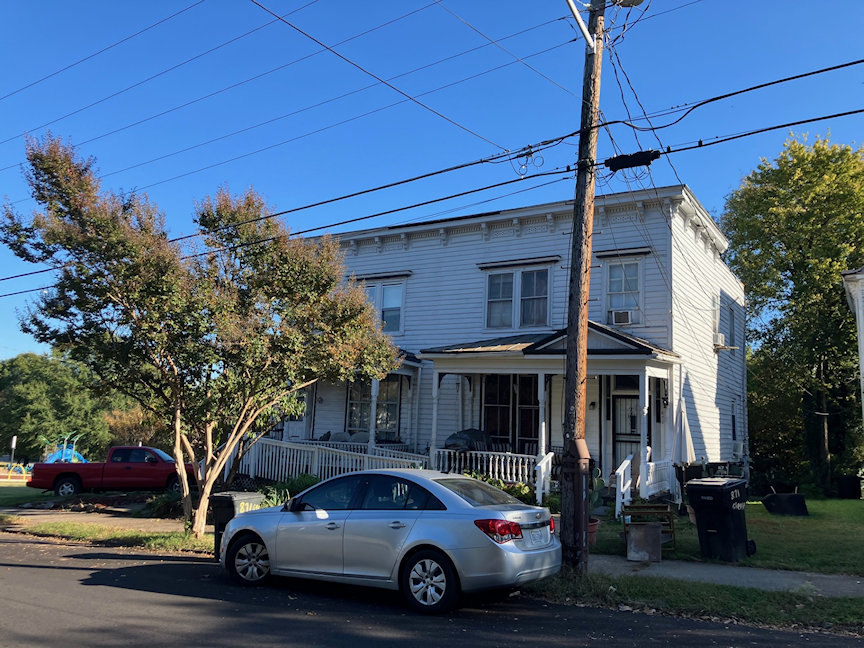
[[399, 549, 460, 613], [227, 534, 271, 586], [166, 475, 181, 494], [54, 476, 81, 497]]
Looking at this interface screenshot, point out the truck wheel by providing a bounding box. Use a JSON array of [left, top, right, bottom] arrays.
[[166, 475, 181, 494], [54, 477, 81, 497]]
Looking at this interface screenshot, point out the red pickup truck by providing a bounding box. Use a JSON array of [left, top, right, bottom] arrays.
[[27, 446, 195, 497]]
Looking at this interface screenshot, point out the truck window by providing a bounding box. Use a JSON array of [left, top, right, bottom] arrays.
[[111, 449, 131, 462]]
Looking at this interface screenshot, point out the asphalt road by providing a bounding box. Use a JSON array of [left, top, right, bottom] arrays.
[[0, 531, 857, 648]]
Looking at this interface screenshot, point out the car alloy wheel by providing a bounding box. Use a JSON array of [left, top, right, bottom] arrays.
[[400, 549, 458, 612], [229, 535, 271, 585]]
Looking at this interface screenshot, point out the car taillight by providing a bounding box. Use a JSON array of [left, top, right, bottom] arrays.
[[474, 519, 523, 543], [549, 516, 555, 534]]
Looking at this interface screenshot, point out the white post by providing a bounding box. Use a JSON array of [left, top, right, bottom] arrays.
[[537, 374, 547, 457], [430, 371, 440, 454], [639, 370, 649, 499], [412, 366, 422, 452], [367, 378, 379, 454], [456, 377, 464, 431]]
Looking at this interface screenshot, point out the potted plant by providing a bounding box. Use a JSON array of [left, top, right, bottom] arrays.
[[587, 467, 605, 545]]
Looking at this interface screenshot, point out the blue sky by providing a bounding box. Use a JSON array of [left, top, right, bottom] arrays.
[[1, 0, 863, 359]]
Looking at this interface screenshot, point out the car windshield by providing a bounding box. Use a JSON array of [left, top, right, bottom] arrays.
[[151, 448, 174, 462], [434, 478, 521, 506]]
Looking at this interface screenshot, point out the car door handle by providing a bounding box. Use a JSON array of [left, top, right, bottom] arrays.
[[325, 522, 340, 530], [389, 522, 406, 529]]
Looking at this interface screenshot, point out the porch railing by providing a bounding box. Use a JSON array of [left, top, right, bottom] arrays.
[[643, 459, 675, 499], [239, 438, 423, 482], [614, 454, 634, 518], [534, 452, 555, 505], [431, 449, 537, 484], [370, 446, 430, 468], [289, 440, 410, 454]]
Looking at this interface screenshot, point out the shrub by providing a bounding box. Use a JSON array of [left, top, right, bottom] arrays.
[[464, 470, 536, 505], [259, 474, 321, 507]]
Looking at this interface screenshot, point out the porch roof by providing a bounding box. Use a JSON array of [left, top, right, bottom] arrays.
[[420, 322, 678, 358]]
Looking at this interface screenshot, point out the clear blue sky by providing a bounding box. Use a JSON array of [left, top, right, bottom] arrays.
[[1, 0, 863, 359]]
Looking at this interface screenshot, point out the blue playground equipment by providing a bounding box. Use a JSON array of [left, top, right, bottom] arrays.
[[43, 434, 88, 463], [44, 445, 88, 463]]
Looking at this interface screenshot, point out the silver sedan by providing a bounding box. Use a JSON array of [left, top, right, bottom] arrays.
[[219, 469, 561, 612]]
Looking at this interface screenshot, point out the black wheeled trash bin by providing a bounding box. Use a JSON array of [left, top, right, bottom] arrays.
[[685, 477, 750, 562], [212, 491, 266, 559]]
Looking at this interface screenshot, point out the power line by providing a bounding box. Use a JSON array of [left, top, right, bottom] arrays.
[[433, 0, 576, 98], [620, 58, 864, 134], [96, 39, 575, 184], [0, 1, 207, 103], [0, 167, 574, 298], [249, 0, 505, 151], [0, 129, 577, 282], [0, 1, 322, 147], [662, 108, 864, 156], [0, 2, 448, 176]]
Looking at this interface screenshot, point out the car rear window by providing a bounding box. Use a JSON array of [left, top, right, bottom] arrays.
[[434, 478, 521, 506]]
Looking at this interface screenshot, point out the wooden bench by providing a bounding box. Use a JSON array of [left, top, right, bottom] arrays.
[[622, 503, 676, 549]]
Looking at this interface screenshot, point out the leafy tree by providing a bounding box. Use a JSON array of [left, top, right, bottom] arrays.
[[721, 136, 864, 490], [0, 352, 112, 463], [1, 135, 398, 536]]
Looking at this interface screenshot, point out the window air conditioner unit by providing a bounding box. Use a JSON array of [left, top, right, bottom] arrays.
[[611, 310, 632, 325], [732, 441, 744, 457], [713, 332, 725, 346]]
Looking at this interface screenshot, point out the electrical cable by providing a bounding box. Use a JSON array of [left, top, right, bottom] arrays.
[[248, 0, 505, 151], [433, 0, 576, 98], [0, 1, 322, 147], [0, 167, 574, 298], [0, 1, 207, 103]]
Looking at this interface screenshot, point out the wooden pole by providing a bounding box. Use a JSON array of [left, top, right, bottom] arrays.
[[561, 0, 605, 573]]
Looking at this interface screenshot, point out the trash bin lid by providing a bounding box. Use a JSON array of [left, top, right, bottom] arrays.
[[685, 477, 746, 488]]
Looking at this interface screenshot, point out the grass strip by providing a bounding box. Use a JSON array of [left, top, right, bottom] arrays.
[[23, 520, 213, 553], [526, 568, 864, 635], [593, 499, 864, 576]]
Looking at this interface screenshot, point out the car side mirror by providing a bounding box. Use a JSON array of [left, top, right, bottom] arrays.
[[284, 497, 299, 512]]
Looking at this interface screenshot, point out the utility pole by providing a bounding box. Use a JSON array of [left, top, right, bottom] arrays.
[[561, 0, 606, 573]]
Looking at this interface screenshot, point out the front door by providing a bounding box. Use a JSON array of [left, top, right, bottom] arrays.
[[613, 396, 641, 483]]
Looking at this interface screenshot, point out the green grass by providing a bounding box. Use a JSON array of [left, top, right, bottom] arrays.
[[526, 568, 863, 635], [23, 520, 213, 553], [0, 483, 56, 507], [593, 499, 864, 575]]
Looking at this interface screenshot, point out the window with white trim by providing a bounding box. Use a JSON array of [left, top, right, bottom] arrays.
[[346, 375, 401, 441], [607, 261, 640, 325], [485, 267, 549, 328], [364, 281, 404, 333]]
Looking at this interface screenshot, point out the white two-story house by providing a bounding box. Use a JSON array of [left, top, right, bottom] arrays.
[[271, 184, 747, 499]]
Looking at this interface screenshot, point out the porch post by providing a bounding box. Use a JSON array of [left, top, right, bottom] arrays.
[[430, 371, 440, 454], [456, 377, 464, 431], [412, 366, 423, 452], [537, 373, 547, 457], [367, 378, 379, 454], [639, 371, 649, 498]]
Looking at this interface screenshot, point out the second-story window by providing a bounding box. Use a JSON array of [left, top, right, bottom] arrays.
[[365, 282, 404, 334], [607, 261, 640, 325], [486, 268, 549, 328], [487, 273, 514, 328], [521, 269, 548, 326]]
